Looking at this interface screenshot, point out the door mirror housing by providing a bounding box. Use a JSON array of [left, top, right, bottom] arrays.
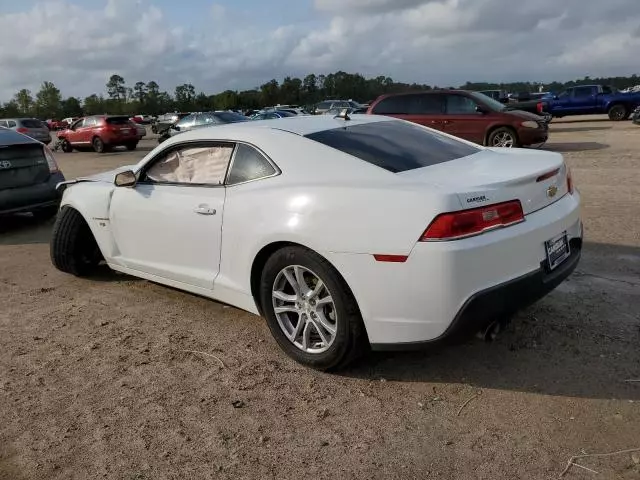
[[114, 170, 137, 187], [553, 95, 559, 100], [171, 124, 181, 131], [475, 105, 488, 114]]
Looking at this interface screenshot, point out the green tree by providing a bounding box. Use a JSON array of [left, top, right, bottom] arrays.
[[106, 74, 126, 101], [61, 97, 83, 118], [133, 82, 147, 104], [14, 89, 34, 116], [259, 79, 280, 106], [35, 81, 62, 119], [83, 94, 106, 115], [1, 100, 20, 117], [175, 84, 196, 110], [280, 77, 302, 105]]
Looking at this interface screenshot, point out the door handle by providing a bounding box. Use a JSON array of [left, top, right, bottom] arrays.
[[441, 120, 451, 125], [194, 204, 216, 215]]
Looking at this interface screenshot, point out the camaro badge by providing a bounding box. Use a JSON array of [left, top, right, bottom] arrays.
[[547, 185, 558, 198]]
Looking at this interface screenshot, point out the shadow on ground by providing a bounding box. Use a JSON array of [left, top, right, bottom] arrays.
[[552, 126, 612, 133], [0, 214, 53, 245], [543, 142, 609, 152]]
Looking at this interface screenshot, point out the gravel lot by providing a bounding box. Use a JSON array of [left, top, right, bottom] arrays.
[[1, 118, 639, 479]]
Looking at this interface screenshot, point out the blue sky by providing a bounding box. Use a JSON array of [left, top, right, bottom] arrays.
[[0, 0, 639, 100]]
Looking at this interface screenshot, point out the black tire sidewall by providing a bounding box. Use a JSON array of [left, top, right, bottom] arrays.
[[259, 247, 359, 370], [608, 105, 626, 121], [93, 137, 104, 153]]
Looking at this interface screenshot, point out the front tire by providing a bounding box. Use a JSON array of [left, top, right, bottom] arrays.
[[50, 207, 102, 277], [608, 104, 627, 121], [487, 127, 519, 148], [60, 138, 73, 153], [92, 137, 106, 153], [259, 246, 366, 371]]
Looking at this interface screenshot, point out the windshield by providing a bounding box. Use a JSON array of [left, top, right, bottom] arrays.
[[215, 112, 249, 123], [469, 91, 506, 111]]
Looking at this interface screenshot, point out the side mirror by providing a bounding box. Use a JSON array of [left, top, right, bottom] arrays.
[[553, 95, 559, 100], [114, 170, 137, 188], [475, 105, 487, 114], [171, 125, 181, 131]]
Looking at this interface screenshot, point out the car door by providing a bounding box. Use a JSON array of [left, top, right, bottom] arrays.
[[552, 90, 573, 115], [67, 118, 86, 145], [570, 86, 598, 114], [108, 141, 234, 290], [80, 116, 97, 143], [441, 93, 487, 144]]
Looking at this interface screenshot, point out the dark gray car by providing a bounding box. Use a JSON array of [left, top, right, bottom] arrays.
[[0, 127, 64, 219], [168, 111, 249, 137], [0, 118, 52, 144]]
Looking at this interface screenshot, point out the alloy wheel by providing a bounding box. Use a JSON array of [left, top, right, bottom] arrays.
[[492, 132, 515, 148], [272, 265, 337, 354]]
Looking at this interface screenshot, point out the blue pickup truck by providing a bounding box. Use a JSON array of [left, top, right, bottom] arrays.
[[545, 85, 640, 121]]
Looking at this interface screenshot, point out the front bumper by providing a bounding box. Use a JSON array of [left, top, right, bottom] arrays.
[[324, 191, 582, 347], [0, 172, 65, 215], [519, 127, 549, 146]]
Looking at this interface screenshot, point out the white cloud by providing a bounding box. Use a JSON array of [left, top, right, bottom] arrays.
[[0, 0, 639, 102]]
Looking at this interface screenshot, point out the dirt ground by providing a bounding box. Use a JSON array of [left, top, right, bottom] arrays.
[[1, 118, 639, 480]]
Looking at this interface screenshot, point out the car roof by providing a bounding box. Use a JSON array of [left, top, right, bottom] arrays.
[[0, 127, 40, 145]]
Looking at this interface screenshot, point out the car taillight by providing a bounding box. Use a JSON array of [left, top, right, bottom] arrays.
[[420, 200, 525, 241], [536, 102, 544, 114], [567, 167, 574, 194], [16, 127, 29, 134], [43, 146, 59, 173]]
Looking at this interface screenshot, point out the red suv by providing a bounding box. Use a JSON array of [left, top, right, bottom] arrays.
[[367, 90, 548, 148], [57, 115, 139, 153]]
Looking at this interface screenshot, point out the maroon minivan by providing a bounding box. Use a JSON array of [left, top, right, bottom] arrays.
[[367, 90, 548, 148]]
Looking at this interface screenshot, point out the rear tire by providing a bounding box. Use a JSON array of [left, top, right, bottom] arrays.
[[32, 206, 59, 221], [607, 104, 627, 121], [60, 139, 73, 153], [126, 142, 138, 151], [92, 137, 105, 153], [487, 127, 520, 148], [50, 207, 102, 277], [259, 246, 367, 371]]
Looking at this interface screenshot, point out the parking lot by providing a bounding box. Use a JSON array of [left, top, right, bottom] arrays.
[[1, 117, 639, 479]]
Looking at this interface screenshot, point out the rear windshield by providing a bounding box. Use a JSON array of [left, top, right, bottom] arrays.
[[215, 112, 249, 123], [305, 120, 479, 173], [21, 119, 45, 128], [106, 116, 131, 125]]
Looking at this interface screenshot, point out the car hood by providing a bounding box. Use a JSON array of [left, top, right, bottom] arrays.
[[503, 109, 544, 121]]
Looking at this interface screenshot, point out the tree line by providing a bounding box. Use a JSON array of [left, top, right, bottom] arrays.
[[1, 72, 639, 120]]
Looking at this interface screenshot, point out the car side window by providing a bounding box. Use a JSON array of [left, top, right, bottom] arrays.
[[414, 94, 445, 114], [8, 120, 17, 128], [84, 117, 97, 127], [227, 144, 277, 185], [0, 121, 8, 128], [371, 95, 412, 114], [573, 87, 593, 98], [71, 119, 84, 129], [445, 95, 478, 114], [142, 143, 235, 186]]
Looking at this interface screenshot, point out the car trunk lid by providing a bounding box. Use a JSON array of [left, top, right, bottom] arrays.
[[397, 147, 568, 215], [0, 142, 50, 189]]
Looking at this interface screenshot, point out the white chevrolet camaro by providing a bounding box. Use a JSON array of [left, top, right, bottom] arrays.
[[51, 114, 582, 370]]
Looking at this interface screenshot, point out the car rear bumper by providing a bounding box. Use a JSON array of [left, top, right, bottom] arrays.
[[372, 237, 581, 350], [0, 172, 65, 214], [323, 191, 582, 347], [518, 127, 548, 146]]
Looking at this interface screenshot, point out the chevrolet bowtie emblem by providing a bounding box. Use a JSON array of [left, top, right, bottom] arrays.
[[547, 185, 558, 198]]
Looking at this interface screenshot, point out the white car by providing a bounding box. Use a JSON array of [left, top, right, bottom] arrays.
[[50, 115, 582, 370], [135, 124, 147, 138]]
